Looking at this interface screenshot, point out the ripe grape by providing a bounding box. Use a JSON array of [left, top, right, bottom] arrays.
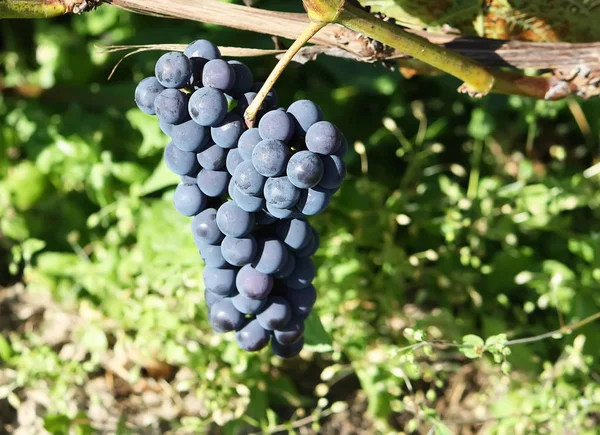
[[211, 112, 244, 149], [235, 319, 270, 351], [185, 39, 221, 60], [221, 235, 257, 266], [196, 169, 230, 197], [135, 77, 165, 115], [282, 256, 316, 289], [286, 151, 324, 189], [274, 316, 304, 345], [258, 110, 295, 143], [233, 160, 265, 196], [189, 87, 228, 127], [164, 142, 198, 176], [173, 183, 207, 217], [274, 252, 296, 279], [191, 208, 223, 245], [154, 89, 188, 124], [226, 149, 243, 175], [255, 210, 278, 226], [238, 128, 262, 161], [205, 289, 226, 308], [271, 336, 304, 359], [171, 119, 210, 152], [281, 284, 317, 317], [202, 59, 236, 92], [266, 202, 298, 220], [236, 265, 273, 300], [199, 243, 228, 268], [252, 238, 288, 275], [231, 185, 265, 212], [216, 201, 255, 237], [232, 294, 266, 315], [155, 52, 192, 89], [264, 176, 300, 209], [297, 186, 331, 216], [296, 227, 320, 258], [276, 218, 312, 250], [209, 298, 244, 332], [256, 297, 292, 331], [228, 60, 254, 96], [203, 267, 237, 296], [306, 121, 341, 155], [287, 99, 323, 136], [319, 154, 346, 190], [196, 142, 227, 170], [252, 139, 290, 177]]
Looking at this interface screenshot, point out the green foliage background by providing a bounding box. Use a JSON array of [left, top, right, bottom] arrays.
[[0, 1, 599, 433]]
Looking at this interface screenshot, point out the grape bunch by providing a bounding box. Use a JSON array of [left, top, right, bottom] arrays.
[[134, 39, 347, 358]]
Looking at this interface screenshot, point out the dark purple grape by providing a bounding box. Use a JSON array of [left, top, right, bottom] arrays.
[[203, 267, 237, 296], [209, 298, 244, 332], [276, 218, 312, 250], [185, 39, 221, 60], [202, 59, 236, 92], [256, 297, 292, 331], [155, 52, 192, 89], [221, 235, 258, 267], [236, 265, 273, 300], [226, 149, 244, 175], [228, 60, 254, 96], [282, 257, 316, 289], [252, 140, 290, 177], [196, 142, 227, 170], [252, 238, 288, 275], [271, 336, 304, 359], [173, 183, 207, 216], [233, 161, 266, 196], [258, 110, 295, 143], [335, 135, 348, 158], [306, 121, 341, 155], [296, 227, 320, 258], [264, 176, 300, 209], [211, 112, 244, 149], [235, 319, 270, 351], [256, 210, 278, 226], [205, 289, 226, 308], [196, 169, 230, 197], [286, 151, 324, 189], [188, 87, 228, 127], [297, 186, 331, 216], [281, 284, 317, 316], [135, 77, 165, 115], [171, 119, 210, 152], [154, 89, 188, 124], [238, 128, 262, 161], [251, 82, 278, 108], [191, 208, 223, 245], [164, 142, 198, 176], [232, 186, 265, 212], [199, 243, 228, 268], [319, 154, 346, 190], [216, 201, 255, 237], [232, 294, 266, 315], [274, 253, 296, 279], [274, 316, 305, 345], [286, 100, 323, 136], [266, 202, 299, 220]]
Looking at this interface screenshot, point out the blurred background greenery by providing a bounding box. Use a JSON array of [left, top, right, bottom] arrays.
[[1, 1, 599, 434]]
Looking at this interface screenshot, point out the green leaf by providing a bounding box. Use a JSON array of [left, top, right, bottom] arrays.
[[0, 335, 13, 362], [303, 313, 333, 353], [43, 413, 71, 435], [461, 334, 484, 359], [140, 160, 180, 196]]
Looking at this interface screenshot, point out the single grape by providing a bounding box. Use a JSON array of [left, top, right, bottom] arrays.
[[189, 87, 228, 127], [255, 210, 278, 226], [236, 265, 273, 300], [335, 135, 348, 158], [286, 151, 324, 189], [196, 169, 230, 197], [155, 52, 192, 89], [274, 316, 305, 345], [184, 39, 221, 60], [181, 174, 197, 184], [232, 185, 265, 212], [264, 176, 300, 209], [226, 149, 244, 175], [159, 118, 174, 136], [238, 128, 263, 161], [202, 59, 236, 92], [221, 235, 257, 267], [191, 208, 223, 245], [252, 140, 290, 177], [282, 256, 315, 289], [164, 142, 198, 175], [276, 218, 312, 250], [258, 110, 295, 143], [205, 289, 226, 308], [296, 227, 320, 258], [228, 60, 254, 96], [251, 82, 278, 108], [319, 154, 346, 190], [135, 77, 165, 115], [203, 267, 237, 296], [286, 100, 323, 136], [297, 186, 331, 216], [281, 284, 317, 317], [274, 252, 296, 279], [233, 161, 266, 196], [173, 183, 207, 216], [196, 142, 227, 170], [306, 121, 341, 155], [211, 112, 244, 149], [252, 238, 288, 275], [271, 336, 304, 359], [232, 294, 266, 315], [199, 243, 229, 268], [216, 200, 255, 237], [266, 202, 298, 220], [209, 298, 244, 332], [256, 297, 292, 331], [154, 89, 188, 124], [235, 319, 270, 351], [171, 119, 210, 152]]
